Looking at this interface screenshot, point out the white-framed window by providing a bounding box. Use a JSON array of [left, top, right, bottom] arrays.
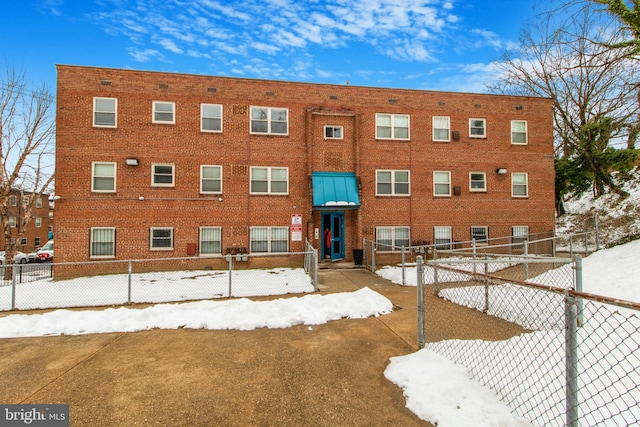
[[433, 171, 451, 196], [91, 227, 116, 258], [35, 237, 41, 247], [250, 226, 288, 253], [469, 172, 487, 192], [93, 97, 117, 128], [21, 238, 27, 246], [511, 120, 527, 144], [152, 101, 175, 124], [201, 103, 222, 132], [9, 195, 16, 206], [376, 113, 410, 140], [375, 226, 410, 251], [36, 198, 42, 208], [250, 167, 288, 194], [200, 165, 222, 194], [199, 227, 222, 255], [92, 162, 116, 192], [469, 118, 486, 138], [151, 164, 175, 187], [150, 227, 174, 250], [376, 170, 410, 196], [250, 106, 288, 135], [9, 217, 16, 228], [471, 226, 488, 245], [512, 226, 529, 245], [22, 196, 29, 207], [434, 226, 452, 250], [324, 125, 343, 139], [35, 218, 42, 228], [433, 116, 450, 142], [49, 212, 53, 220], [512, 172, 528, 197]]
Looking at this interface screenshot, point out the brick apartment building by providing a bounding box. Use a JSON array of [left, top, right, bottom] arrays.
[[2, 190, 53, 254], [55, 65, 555, 266]]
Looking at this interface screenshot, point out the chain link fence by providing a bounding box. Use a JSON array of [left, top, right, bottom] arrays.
[[417, 254, 640, 426], [0, 248, 318, 312]]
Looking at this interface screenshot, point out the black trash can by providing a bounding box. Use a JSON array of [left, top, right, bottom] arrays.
[[353, 249, 364, 265]]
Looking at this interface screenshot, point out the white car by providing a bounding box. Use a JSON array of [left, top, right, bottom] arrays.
[[0, 251, 28, 265], [37, 240, 54, 262]]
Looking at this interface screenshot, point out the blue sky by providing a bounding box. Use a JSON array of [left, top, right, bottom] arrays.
[[3, 0, 542, 93]]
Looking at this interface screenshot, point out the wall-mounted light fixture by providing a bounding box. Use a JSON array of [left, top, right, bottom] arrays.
[[496, 168, 507, 175], [126, 158, 139, 166]]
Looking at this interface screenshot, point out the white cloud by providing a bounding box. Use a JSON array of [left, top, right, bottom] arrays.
[[127, 48, 165, 62], [156, 37, 183, 54]]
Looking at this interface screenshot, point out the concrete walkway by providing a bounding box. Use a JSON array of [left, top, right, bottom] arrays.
[[0, 267, 429, 426]]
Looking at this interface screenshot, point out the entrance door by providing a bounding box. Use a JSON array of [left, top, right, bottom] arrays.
[[322, 212, 344, 261]]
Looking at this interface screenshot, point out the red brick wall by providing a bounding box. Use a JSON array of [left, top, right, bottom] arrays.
[[55, 65, 555, 264]]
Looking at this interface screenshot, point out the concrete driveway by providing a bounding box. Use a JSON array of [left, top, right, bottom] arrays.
[[0, 267, 429, 426]]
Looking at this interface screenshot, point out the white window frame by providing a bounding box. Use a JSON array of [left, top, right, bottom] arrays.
[[93, 97, 117, 128], [150, 227, 174, 251], [433, 116, 450, 142], [21, 238, 27, 246], [151, 163, 175, 187], [90, 227, 116, 259], [9, 195, 16, 206], [376, 170, 410, 196], [471, 226, 488, 245], [375, 113, 410, 140], [92, 162, 117, 193], [375, 226, 410, 252], [250, 226, 289, 253], [201, 103, 223, 133], [512, 226, 529, 246], [152, 101, 175, 124], [35, 218, 42, 228], [324, 125, 343, 140], [434, 226, 452, 250], [250, 167, 289, 195], [199, 227, 222, 256], [469, 172, 487, 192], [433, 171, 451, 196], [200, 165, 222, 194], [511, 120, 528, 145], [9, 217, 16, 228], [512, 172, 529, 197], [469, 118, 486, 138], [36, 198, 42, 208], [250, 106, 289, 135]]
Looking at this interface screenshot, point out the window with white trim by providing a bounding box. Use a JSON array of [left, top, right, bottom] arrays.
[[471, 226, 488, 245], [512, 226, 529, 246], [21, 238, 27, 246], [512, 172, 528, 197], [511, 120, 527, 144], [200, 165, 222, 194], [250, 167, 288, 194], [324, 125, 343, 139], [152, 101, 175, 124], [35, 237, 40, 247], [93, 97, 117, 127], [433, 171, 451, 196], [375, 226, 410, 251], [199, 227, 222, 255], [9, 195, 16, 206], [92, 162, 116, 192], [469, 172, 486, 192], [152, 164, 175, 187], [23, 196, 29, 207], [376, 170, 410, 196], [469, 118, 486, 138], [201, 103, 222, 132], [250, 106, 288, 135], [91, 227, 116, 258], [36, 198, 42, 208], [250, 226, 288, 253], [433, 116, 450, 141], [434, 226, 452, 250], [35, 218, 42, 227], [150, 227, 173, 250], [9, 217, 16, 228], [376, 114, 409, 140]]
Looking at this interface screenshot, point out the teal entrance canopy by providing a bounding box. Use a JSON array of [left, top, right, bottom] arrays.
[[312, 172, 360, 210]]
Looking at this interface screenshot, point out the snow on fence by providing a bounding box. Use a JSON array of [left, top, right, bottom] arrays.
[[417, 255, 640, 426], [0, 248, 318, 312]]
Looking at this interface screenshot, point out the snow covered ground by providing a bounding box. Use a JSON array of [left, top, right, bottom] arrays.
[[1, 245, 639, 425]]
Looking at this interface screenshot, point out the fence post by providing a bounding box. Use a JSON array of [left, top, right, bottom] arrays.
[[569, 236, 574, 259], [574, 256, 583, 327], [523, 240, 529, 280], [565, 294, 579, 427], [371, 242, 376, 272], [11, 267, 17, 311], [127, 261, 133, 304], [313, 249, 319, 292], [417, 256, 425, 348], [472, 239, 477, 275], [594, 215, 600, 251], [227, 254, 233, 297], [401, 246, 406, 286]]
